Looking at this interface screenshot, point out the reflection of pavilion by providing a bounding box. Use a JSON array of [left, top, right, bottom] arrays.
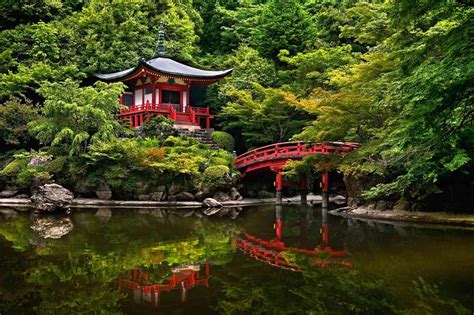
[[118, 262, 210, 308], [235, 206, 352, 271]]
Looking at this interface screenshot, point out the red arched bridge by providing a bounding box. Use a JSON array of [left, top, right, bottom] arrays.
[[234, 141, 358, 205]]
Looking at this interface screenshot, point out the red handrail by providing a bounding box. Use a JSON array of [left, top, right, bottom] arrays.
[[234, 141, 358, 169]]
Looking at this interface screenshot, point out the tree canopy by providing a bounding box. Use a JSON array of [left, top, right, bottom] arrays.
[[1, 0, 473, 208]]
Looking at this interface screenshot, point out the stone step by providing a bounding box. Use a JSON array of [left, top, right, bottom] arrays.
[[175, 128, 219, 150]]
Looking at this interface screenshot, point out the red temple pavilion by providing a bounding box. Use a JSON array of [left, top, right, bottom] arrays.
[[94, 23, 231, 129]]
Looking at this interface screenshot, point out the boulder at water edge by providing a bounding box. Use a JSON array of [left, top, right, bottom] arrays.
[[202, 198, 223, 209], [95, 182, 112, 200], [174, 191, 195, 201], [229, 187, 243, 201], [213, 191, 230, 202], [31, 184, 74, 213]]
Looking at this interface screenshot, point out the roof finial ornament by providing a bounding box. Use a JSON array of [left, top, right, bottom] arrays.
[[155, 20, 166, 57]]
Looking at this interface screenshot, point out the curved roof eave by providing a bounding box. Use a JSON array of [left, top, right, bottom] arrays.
[[94, 57, 232, 81]]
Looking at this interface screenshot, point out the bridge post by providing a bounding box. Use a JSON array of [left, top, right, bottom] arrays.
[[322, 170, 329, 209], [321, 205, 328, 248], [275, 171, 283, 204], [299, 175, 308, 205]]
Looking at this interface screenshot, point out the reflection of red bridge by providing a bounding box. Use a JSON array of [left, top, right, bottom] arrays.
[[234, 141, 358, 204], [234, 207, 352, 271], [235, 233, 352, 272], [118, 263, 210, 307]]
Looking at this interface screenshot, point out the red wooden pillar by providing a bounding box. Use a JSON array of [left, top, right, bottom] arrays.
[[206, 117, 211, 129], [322, 170, 329, 208], [275, 170, 283, 204]]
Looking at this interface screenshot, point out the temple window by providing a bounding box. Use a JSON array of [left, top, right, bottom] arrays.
[[162, 90, 180, 105], [144, 86, 153, 104], [122, 92, 133, 107]]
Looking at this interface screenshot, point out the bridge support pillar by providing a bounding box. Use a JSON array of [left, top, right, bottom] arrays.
[[299, 175, 308, 205], [275, 171, 283, 205], [322, 170, 329, 209]]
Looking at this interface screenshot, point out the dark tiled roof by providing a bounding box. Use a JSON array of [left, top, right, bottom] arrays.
[[94, 57, 232, 81]]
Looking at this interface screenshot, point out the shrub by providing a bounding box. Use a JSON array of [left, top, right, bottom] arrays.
[[211, 131, 235, 152], [141, 116, 176, 139], [209, 157, 229, 167], [0, 97, 38, 150], [203, 165, 231, 191]]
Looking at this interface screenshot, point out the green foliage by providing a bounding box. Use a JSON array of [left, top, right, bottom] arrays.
[[220, 83, 311, 148], [0, 97, 38, 149], [0, 151, 53, 189], [28, 79, 127, 156], [0, 0, 472, 207], [253, 0, 316, 59], [211, 131, 235, 151], [141, 115, 176, 139], [203, 165, 231, 190]]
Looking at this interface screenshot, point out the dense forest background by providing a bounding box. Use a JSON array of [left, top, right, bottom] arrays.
[[0, 0, 473, 210]]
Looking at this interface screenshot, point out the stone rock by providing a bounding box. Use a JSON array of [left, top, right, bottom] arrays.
[[0, 189, 18, 198], [95, 208, 112, 222], [31, 184, 74, 213], [137, 194, 151, 201], [151, 192, 164, 201], [169, 183, 183, 195], [28, 155, 49, 166], [95, 183, 112, 200], [31, 217, 74, 239], [30, 176, 52, 194], [213, 191, 230, 202], [332, 195, 346, 205], [202, 198, 222, 209], [174, 192, 195, 201], [229, 187, 243, 201], [13, 194, 29, 199], [156, 185, 166, 192], [258, 191, 275, 198], [195, 190, 212, 202]]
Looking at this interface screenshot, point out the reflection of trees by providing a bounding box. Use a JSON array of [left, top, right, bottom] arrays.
[[0, 210, 239, 313], [216, 258, 399, 315]]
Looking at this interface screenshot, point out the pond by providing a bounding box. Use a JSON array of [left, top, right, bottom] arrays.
[[0, 205, 473, 314]]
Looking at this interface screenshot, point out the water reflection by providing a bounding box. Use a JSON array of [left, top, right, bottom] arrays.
[[119, 262, 211, 307], [235, 206, 351, 271], [0, 205, 473, 314]]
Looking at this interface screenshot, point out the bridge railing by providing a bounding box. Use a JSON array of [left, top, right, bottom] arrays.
[[234, 141, 358, 169]]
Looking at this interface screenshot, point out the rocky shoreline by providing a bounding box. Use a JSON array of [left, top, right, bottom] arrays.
[[330, 207, 474, 228], [0, 193, 331, 209]]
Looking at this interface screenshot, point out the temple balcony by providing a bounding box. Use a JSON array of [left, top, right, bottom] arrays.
[[119, 101, 213, 129]]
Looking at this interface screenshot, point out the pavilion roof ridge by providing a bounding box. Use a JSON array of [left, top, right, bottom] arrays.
[[94, 56, 232, 82]]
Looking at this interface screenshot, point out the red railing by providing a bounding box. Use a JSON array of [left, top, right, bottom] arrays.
[[190, 106, 210, 115], [118, 101, 212, 127], [234, 141, 358, 170]]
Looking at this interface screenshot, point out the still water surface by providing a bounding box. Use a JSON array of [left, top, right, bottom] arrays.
[[0, 205, 473, 314]]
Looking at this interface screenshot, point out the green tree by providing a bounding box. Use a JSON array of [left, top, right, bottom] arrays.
[[254, 0, 317, 60], [220, 83, 310, 148], [0, 97, 38, 150], [28, 80, 126, 156]]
